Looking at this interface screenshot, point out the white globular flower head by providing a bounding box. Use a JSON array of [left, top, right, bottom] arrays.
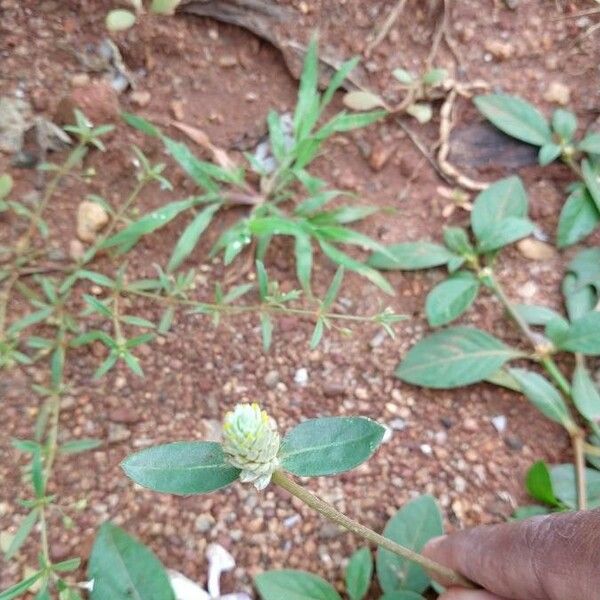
[[222, 403, 280, 490]]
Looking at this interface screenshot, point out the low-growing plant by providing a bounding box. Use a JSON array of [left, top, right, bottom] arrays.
[[368, 175, 600, 511], [475, 93, 600, 247], [115, 37, 395, 296], [119, 404, 472, 598], [1, 42, 404, 598]]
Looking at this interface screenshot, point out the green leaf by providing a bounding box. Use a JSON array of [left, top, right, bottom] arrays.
[[0, 570, 44, 600], [294, 234, 313, 292], [422, 68, 447, 87], [368, 242, 456, 271], [396, 327, 522, 389], [260, 313, 273, 351], [562, 274, 596, 322], [557, 186, 600, 247], [167, 203, 220, 271], [322, 267, 344, 310], [255, 570, 342, 600], [60, 438, 102, 455], [122, 113, 161, 137], [279, 417, 385, 476], [380, 593, 425, 600], [470, 176, 529, 240], [345, 548, 372, 600], [567, 247, 600, 290], [105, 9, 136, 31], [485, 368, 522, 392], [578, 132, 600, 155], [53, 558, 81, 572], [550, 464, 600, 509], [317, 111, 386, 138], [425, 271, 479, 327], [513, 304, 562, 326], [0, 173, 13, 199], [102, 198, 196, 252], [525, 461, 560, 506], [392, 68, 414, 85], [321, 56, 360, 109], [7, 307, 53, 335], [376, 495, 443, 594], [294, 36, 320, 140], [544, 316, 570, 347], [88, 523, 175, 600], [509, 368, 573, 428], [120, 315, 155, 328], [4, 509, 38, 560], [150, 0, 180, 14], [256, 260, 269, 300], [442, 227, 474, 256], [572, 364, 600, 422], [552, 109, 577, 141], [474, 94, 552, 146], [538, 143, 561, 166], [319, 241, 394, 295], [121, 441, 240, 494], [158, 307, 175, 334], [310, 318, 325, 348], [581, 159, 600, 211], [476, 216, 534, 252], [556, 312, 600, 355]]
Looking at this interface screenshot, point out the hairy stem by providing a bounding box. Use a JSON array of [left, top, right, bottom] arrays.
[[271, 470, 476, 589]]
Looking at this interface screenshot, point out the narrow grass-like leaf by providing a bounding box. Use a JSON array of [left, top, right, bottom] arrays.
[[121, 441, 240, 494], [320, 241, 394, 295], [7, 307, 53, 335], [60, 439, 102, 455], [0, 570, 44, 600], [396, 327, 522, 388], [294, 234, 313, 292], [322, 267, 344, 310], [260, 313, 273, 351], [279, 416, 385, 476], [368, 242, 456, 270], [294, 36, 320, 140], [310, 318, 325, 349], [321, 56, 360, 109], [579, 133, 600, 155], [474, 94, 552, 146], [168, 203, 220, 271], [4, 509, 38, 560], [122, 112, 161, 137]]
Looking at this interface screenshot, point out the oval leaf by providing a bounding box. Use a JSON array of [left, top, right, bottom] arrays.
[[474, 94, 552, 146], [88, 522, 175, 600], [255, 570, 342, 600], [279, 417, 385, 476], [376, 495, 443, 594], [121, 441, 240, 495], [396, 327, 522, 389], [105, 9, 136, 31], [425, 271, 479, 327], [525, 461, 559, 506], [343, 91, 385, 111]]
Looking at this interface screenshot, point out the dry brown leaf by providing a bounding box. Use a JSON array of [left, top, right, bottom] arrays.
[[171, 121, 237, 170]]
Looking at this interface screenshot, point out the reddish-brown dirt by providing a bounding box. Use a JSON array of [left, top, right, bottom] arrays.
[[1, 0, 600, 597]]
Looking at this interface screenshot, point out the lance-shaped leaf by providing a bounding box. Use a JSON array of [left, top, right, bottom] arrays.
[[279, 417, 385, 476], [345, 548, 372, 600], [557, 186, 600, 248], [425, 271, 479, 327], [368, 242, 456, 271], [396, 327, 522, 388], [88, 522, 175, 600], [121, 441, 240, 495], [509, 368, 574, 428], [555, 312, 600, 355], [572, 364, 600, 422]]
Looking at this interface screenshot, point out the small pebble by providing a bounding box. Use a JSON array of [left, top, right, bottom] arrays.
[[491, 415, 507, 433], [294, 368, 308, 386]]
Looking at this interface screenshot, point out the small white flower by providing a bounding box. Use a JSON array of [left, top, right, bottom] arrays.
[[222, 403, 280, 490]]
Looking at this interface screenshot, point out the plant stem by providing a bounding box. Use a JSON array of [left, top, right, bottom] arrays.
[[573, 433, 587, 510], [271, 471, 476, 589]]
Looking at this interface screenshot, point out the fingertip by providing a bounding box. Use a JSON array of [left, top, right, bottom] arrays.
[[423, 534, 448, 557]]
